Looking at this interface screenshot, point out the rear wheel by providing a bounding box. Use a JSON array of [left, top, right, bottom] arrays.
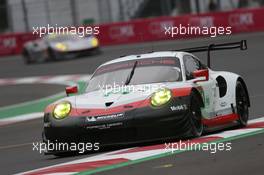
[[188, 92, 204, 137], [236, 81, 249, 127]]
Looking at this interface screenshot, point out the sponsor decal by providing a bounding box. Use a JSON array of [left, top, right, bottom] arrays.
[[109, 25, 135, 39], [229, 13, 254, 27], [170, 104, 188, 111], [189, 16, 214, 28], [220, 102, 227, 107], [0, 37, 16, 48], [149, 20, 174, 35], [86, 122, 123, 129], [97, 113, 124, 120], [0, 37, 17, 52]]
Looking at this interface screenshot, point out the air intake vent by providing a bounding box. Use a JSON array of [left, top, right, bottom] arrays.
[[105, 102, 114, 107]]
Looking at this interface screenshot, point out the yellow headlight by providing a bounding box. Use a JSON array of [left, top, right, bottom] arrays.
[[91, 38, 99, 47], [53, 102, 71, 119], [55, 43, 67, 51], [151, 88, 172, 107]]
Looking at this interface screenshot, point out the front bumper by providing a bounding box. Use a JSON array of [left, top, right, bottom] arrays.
[[54, 46, 100, 59], [43, 96, 191, 146]]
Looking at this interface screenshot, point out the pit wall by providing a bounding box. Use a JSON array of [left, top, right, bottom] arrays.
[[0, 7, 264, 57]]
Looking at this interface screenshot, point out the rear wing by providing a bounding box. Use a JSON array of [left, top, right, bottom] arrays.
[[175, 40, 247, 68]]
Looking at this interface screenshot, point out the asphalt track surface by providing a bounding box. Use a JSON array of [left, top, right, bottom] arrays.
[[0, 84, 64, 107], [0, 32, 264, 174]]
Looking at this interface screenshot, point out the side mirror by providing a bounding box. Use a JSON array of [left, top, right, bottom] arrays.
[[192, 69, 209, 83], [65, 86, 78, 96]]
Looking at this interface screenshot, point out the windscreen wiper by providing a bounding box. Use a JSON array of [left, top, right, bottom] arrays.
[[125, 61, 138, 85]]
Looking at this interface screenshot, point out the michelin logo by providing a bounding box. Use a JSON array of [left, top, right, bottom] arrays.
[[86, 113, 124, 122]]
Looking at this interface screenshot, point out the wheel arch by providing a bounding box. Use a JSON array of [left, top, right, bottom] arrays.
[[191, 88, 205, 108]]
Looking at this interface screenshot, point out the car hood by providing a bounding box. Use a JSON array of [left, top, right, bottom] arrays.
[[73, 82, 193, 116], [74, 84, 161, 114]]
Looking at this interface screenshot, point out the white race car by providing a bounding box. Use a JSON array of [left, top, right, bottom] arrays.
[[43, 40, 249, 155]]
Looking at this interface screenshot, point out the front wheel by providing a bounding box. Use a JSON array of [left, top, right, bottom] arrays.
[[236, 81, 249, 127], [47, 47, 60, 61], [188, 92, 204, 137], [22, 50, 33, 64]]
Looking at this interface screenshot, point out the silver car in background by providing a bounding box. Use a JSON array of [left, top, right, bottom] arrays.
[[22, 33, 100, 64]]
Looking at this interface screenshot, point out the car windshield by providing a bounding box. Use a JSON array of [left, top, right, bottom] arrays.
[[45, 34, 80, 42], [86, 57, 182, 92]]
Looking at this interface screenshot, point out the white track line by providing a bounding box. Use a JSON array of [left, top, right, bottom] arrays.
[[0, 74, 91, 86], [0, 112, 43, 126]]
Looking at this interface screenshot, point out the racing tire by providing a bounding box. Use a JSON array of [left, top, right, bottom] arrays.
[[187, 91, 204, 137], [236, 81, 249, 127], [47, 47, 60, 61], [22, 50, 33, 64]]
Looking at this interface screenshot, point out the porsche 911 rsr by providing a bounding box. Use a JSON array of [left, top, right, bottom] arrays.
[[22, 33, 100, 64], [42, 40, 250, 155]]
